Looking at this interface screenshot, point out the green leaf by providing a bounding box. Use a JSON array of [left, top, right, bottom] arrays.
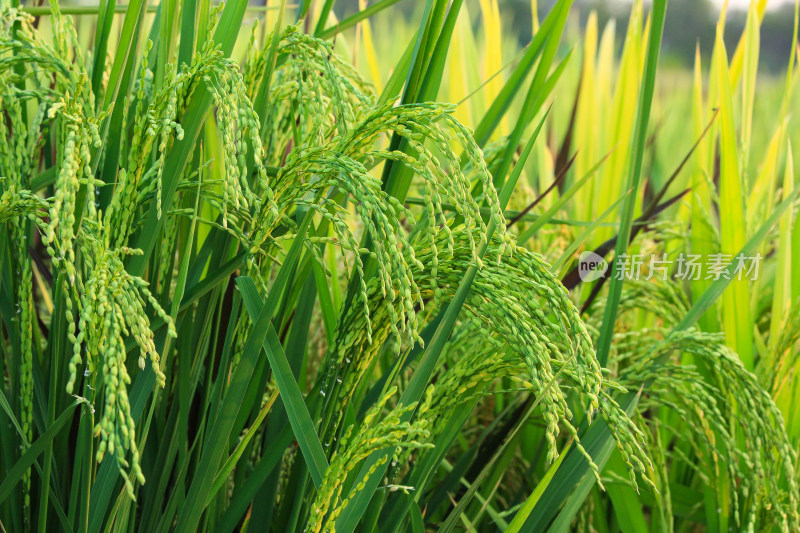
[[0, 402, 79, 504], [205, 390, 279, 505], [505, 442, 571, 533], [593, 0, 668, 367], [472, 0, 573, 148], [237, 276, 329, 488], [317, 0, 404, 39], [174, 210, 313, 530]]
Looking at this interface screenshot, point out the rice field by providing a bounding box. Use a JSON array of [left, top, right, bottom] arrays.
[[0, 0, 799, 531]]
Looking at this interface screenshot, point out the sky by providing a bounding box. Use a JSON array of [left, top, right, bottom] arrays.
[[712, 0, 793, 7], [632, 0, 796, 11]]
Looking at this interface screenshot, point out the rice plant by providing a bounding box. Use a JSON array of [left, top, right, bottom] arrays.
[[0, 0, 798, 532]]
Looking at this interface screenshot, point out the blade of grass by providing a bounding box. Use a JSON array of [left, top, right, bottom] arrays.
[[517, 150, 613, 245], [472, 0, 573, 148], [594, 0, 667, 367], [174, 212, 313, 531], [488, 42, 572, 192], [551, 190, 632, 273], [0, 402, 79, 504], [205, 389, 279, 505], [505, 442, 571, 533], [317, 0, 403, 39], [714, 27, 753, 368], [237, 276, 329, 488]]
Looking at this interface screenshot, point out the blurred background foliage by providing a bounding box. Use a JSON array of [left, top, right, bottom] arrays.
[[324, 0, 798, 72]]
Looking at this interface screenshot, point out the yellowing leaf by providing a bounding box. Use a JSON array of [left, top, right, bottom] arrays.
[[714, 28, 753, 368]]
